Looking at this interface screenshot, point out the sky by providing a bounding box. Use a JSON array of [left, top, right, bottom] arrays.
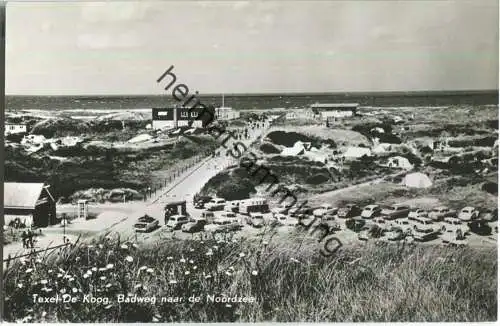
[[5, 0, 499, 95]]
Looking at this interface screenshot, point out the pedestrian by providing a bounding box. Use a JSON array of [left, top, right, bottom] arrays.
[[27, 229, 33, 249], [21, 230, 27, 249]]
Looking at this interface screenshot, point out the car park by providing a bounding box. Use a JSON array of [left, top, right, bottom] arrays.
[[428, 206, 456, 221], [134, 215, 159, 233], [166, 215, 190, 230], [338, 204, 361, 219], [181, 218, 207, 233], [381, 204, 410, 220], [361, 204, 382, 219], [458, 206, 480, 221], [205, 198, 226, 211], [408, 208, 428, 220]]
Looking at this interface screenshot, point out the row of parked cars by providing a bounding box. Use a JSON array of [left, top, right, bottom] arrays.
[[270, 201, 497, 243]]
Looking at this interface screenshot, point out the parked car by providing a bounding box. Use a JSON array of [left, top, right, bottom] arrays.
[[194, 196, 212, 209], [201, 211, 216, 223], [458, 206, 480, 221], [165, 215, 190, 230], [338, 204, 361, 219], [358, 227, 370, 241], [385, 227, 405, 241], [361, 204, 382, 219], [467, 219, 492, 236], [274, 213, 298, 226], [246, 213, 265, 228], [313, 204, 338, 218], [428, 206, 456, 221], [408, 208, 428, 220], [412, 217, 440, 241], [390, 218, 413, 234], [204, 219, 242, 233], [227, 201, 241, 213], [381, 204, 410, 220], [181, 218, 207, 233], [441, 217, 470, 236], [373, 217, 389, 231], [205, 198, 226, 211], [289, 204, 311, 217], [271, 203, 291, 215], [479, 208, 498, 222], [345, 217, 366, 232], [134, 215, 159, 233]]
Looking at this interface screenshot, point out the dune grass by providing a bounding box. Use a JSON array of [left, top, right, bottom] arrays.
[[3, 230, 496, 323]]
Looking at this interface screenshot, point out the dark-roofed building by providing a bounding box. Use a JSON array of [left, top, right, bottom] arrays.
[[310, 103, 359, 120], [4, 183, 57, 227]]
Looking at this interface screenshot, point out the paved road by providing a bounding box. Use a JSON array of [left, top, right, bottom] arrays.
[[101, 122, 273, 240]]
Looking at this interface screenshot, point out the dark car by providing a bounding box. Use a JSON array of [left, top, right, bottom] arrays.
[[345, 217, 366, 232], [467, 220, 492, 236], [338, 204, 361, 219], [194, 196, 213, 209], [181, 218, 208, 233]]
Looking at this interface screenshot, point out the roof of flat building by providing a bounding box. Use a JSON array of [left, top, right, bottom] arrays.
[[310, 103, 359, 109]]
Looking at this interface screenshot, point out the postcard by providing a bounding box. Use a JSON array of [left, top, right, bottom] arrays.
[[2, 0, 498, 323]]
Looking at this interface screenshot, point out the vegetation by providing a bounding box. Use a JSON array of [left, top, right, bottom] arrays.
[[5, 136, 218, 201], [3, 234, 496, 322]]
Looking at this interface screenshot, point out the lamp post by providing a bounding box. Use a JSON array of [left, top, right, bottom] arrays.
[[148, 187, 151, 198]]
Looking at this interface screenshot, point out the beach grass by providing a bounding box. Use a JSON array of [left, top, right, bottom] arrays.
[[3, 230, 496, 322]]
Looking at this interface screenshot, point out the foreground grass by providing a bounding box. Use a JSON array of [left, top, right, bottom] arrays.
[[3, 232, 497, 322]]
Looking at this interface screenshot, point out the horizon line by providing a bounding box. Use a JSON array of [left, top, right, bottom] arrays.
[[5, 88, 499, 97]]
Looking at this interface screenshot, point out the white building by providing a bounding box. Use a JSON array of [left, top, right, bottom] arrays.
[[152, 108, 204, 130], [311, 103, 359, 120], [5, 123, 27, 136], [215, 107, 240, 120]]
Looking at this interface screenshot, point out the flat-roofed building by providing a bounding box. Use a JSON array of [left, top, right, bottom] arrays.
[[311, 103, 359, 120], [152, 107, 214, 130], [5, 123, 27, 136], [215, 107, 240, 120]]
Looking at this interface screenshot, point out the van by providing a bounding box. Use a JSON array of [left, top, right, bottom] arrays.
[[239, 198, 270, 215]]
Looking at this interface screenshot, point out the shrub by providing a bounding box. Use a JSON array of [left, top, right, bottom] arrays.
[[305, 174, 330, 185], [260, 143, 280, 154]]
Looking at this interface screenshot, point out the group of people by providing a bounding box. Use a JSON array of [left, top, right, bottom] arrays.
[[21, 229, 37, 249]]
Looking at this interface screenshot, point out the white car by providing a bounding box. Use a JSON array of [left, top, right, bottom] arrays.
[[390, 218, 413, 234], [361, 205, 382, 219], [165, 215, 190, 230], [205, 198, 226, 211], [408, 208, 428, 220], [313, 204, 338, 218], [134, 215, 159, 233], [441, 217, 470, 236], [274, 213, 298, 226], [457, 206, 479, 221]]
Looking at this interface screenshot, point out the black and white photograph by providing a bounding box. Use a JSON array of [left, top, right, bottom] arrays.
[[2, 0, 498, 322]]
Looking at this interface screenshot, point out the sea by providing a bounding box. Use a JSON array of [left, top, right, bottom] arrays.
[[6, 90, 498, 112]]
